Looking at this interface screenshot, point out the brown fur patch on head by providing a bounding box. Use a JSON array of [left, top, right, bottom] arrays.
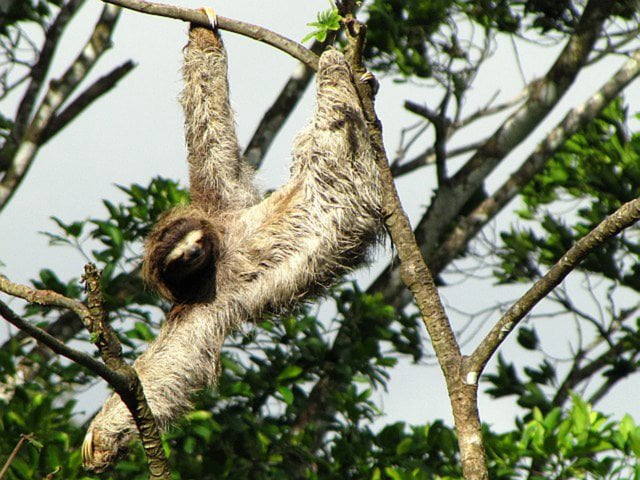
[[143, 207, 219, 303]]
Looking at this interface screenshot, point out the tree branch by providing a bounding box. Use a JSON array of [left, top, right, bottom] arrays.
[[80, 264, 170, 479], [428, 47, 640, 276], [41, 60, 136, 144], [0, 266, 171, 479], [243, 36, 333, 168], [101, 0, 318, 70], [0, 434, 33, 478], [0, 273, 89, 319], [467, 198, 640, 375], [370, 0, 616, 309], [341, 13, 488, 480], [390, 140, 483, 177], [8, 0, 86, 148], [0, 299, 113, 383], [0, 4, 122, 214]]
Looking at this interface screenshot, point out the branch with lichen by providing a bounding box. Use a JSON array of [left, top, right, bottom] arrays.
[[0, 266, 171, 479]]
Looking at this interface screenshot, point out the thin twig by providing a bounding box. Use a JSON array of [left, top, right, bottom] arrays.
[[0, 434, 33, 479], [391, 140, 483, 177]]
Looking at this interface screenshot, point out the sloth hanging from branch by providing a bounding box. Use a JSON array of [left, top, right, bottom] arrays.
[[82, 9, 383, 472]]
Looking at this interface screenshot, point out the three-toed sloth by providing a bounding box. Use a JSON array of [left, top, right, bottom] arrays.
[[82, 22, 383, 471]]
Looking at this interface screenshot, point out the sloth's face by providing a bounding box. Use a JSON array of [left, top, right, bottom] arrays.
[[155, 220, 217, 303], [163, 229, 210, 276]]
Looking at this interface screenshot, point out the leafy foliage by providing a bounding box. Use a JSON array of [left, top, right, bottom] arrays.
[[497, 99, 640, 287], [0, 0, 64, 37], [302, 7, 343, 43]]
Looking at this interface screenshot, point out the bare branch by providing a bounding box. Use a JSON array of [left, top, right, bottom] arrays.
[[0, 4, 122, 214], [404, 98, 452, 184], [391, 89, 526, 177], [467, 198, 640, 375], [0, 273, 89, 319], [9, 0, 86, 147], [243, 39, 328, 168], [0, 310, 83, 402], [453, 90, 527, 130], [416, 0, 614, 259], [391, 140, 483, 177], [101, 0, 318, 70], [42, 60, 136, 144], [0, 434, 33, 478]]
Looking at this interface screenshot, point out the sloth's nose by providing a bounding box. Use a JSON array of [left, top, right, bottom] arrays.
[[185, 243, 203, 259]]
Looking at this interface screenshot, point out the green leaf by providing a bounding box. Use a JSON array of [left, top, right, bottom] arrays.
[[384, 467, 403, 480], [276, 385, 294, 405], [276, 365, 303, 382], [517, 327, 539, 350], [619, 414, 635, 441], [302, 8, 342, 43]]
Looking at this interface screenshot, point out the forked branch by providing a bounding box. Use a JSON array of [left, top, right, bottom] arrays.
[[0, 267, 171, 479]]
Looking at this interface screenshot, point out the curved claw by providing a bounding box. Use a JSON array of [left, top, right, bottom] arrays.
[[81, 429, 94, 467], [359, 71, 379, 95], [198, 6, 218, 30]]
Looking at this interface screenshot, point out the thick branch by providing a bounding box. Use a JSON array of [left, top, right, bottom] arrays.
[[467, 198, 640, 375], [342, 15, 488, 480], [101, 0, 318, 70], [81, 264, 170, 479]]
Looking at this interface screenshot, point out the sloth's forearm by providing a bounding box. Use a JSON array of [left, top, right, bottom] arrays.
[[133, 309, 225, 426], [82, 310, 226, 471], [182, 26, 256, 209]]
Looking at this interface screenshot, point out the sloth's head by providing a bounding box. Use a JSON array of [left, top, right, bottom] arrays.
[[143, 212, 218, 303]]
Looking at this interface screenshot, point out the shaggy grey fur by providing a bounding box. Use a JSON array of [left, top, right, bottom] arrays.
[[82, 25, 382, 471]]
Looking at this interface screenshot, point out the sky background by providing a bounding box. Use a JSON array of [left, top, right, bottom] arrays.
[[1, 0, 640, 431]]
